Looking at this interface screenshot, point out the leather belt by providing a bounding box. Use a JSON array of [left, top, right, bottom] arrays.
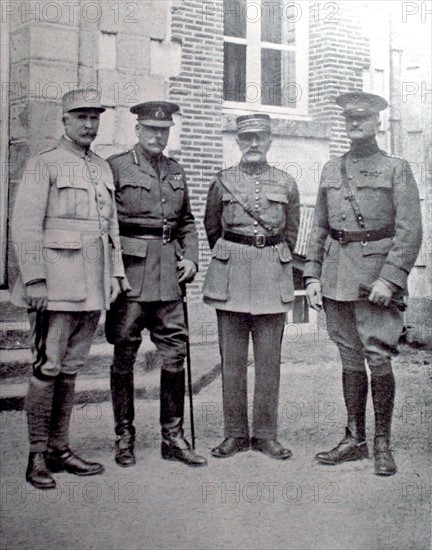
[[222, 230, 284, 248], [119, 223, 177, 242], [330, 225, 394, 244]]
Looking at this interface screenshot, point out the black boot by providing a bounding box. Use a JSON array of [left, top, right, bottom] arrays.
[[26, 452, 56, 489], [111, 363, 136, 467], [315, 371, 369, 465], [160, 370, 207, 467], [46, 372, 104, 475], [371, 372, 397, 476], [48, 373, 77, 451]]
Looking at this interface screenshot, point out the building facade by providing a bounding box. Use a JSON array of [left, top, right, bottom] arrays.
[[1, 0, 430, 343]]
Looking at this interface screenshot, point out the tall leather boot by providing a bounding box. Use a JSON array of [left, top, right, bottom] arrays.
[[160, 369, 207, 467], [371, 371, 397, 476], [111, 364, 136, 467], [45, 371, 104, 476], [25, 375, 56, 489], [315, 371, 369, 465], [48, 372, 77, 451]]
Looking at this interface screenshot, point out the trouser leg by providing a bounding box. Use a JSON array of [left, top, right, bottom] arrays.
[[251, 313, 285, 440], [216, 310, 250, 438]]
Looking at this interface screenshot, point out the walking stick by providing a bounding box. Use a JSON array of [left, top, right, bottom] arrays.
[[181, 283, 195, 449]]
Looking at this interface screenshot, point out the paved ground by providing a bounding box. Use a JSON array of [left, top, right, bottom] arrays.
[[0, 334, 431, 550]]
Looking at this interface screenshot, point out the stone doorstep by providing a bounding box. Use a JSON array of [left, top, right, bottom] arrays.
[[0, 342, 222, 411]]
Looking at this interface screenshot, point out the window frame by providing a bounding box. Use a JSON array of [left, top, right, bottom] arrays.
[[223, 0, 309, 117]]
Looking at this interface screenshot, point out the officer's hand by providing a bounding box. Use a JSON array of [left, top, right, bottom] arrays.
[[119, 276, 132, 293], [368, 279, 393, 307], [305, 281, 323, 312], [25, 281, 48, 311], [110, 277, 121, 303], [177, 259, 197, 284]]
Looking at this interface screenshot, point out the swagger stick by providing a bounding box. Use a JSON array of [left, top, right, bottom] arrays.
[[181, 283, 195, 449]]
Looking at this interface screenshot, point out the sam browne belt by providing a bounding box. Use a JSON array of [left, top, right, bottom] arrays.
[[222, 230, 284, 248], [329, 225, 395, 244], [119, 223, 177, 242]]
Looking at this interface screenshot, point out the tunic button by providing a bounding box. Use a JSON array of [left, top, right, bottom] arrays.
[[98, 192, 102, 197], [341, 214, 346, 220], [100, 217, 104, 221], [99, 204, 103, 209], [254, 204, 259, 209], [254, 229, 258, 234], [255, 189, 260, 193], [255, 196, 259, 200], [162, 198, 166, 203], [353, 159, 358, 164], [348, 176, 353, 180], [254, 221, 258, 226]]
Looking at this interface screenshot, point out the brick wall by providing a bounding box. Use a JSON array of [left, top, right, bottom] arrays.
[[308, 2, 370, 158], [169, 0, 224, 300]]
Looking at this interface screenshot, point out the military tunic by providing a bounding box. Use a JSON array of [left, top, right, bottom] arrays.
[[203, 162, 300, 314], [304, 146, 422, 299], [12, 136, 124, 312], [107, 144, 198, 302]]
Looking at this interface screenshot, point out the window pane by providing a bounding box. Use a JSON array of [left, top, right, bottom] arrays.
[[224, 0, 246, 38], [224, 43, 246, 102], [261, 1, 296, 45], [261, 49, 297, 107]]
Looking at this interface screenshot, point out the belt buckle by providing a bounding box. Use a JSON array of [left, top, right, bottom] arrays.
[[256, 234, 265, 248], [162, 225, 171, 242], [337, 230, 346, 244]]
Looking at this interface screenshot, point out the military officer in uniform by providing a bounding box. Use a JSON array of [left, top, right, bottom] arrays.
[[304, 92, 422, 476], [106, 101, 207, 467], [203, 114, 300, 459], [12, 89, 126, 489]]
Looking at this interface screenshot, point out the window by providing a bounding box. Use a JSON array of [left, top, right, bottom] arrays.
[[223, 0, 309, 115]]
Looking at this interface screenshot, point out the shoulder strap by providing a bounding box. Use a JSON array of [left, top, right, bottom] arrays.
[[341, 153, 366, 229], [217, 175, 276, 234]]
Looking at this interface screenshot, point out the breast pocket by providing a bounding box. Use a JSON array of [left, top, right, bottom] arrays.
[[56, 176, 89, 218], [118, 174, 153, 215], [261, 193, 288, 225]]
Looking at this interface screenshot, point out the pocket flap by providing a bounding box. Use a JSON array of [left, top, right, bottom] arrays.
[[212, 240, 230, 260], [56, 176, 87, 190], [43, 229, 82, 249], [168, 174, 185, 190], [276, 241, 292, 263], [120, 236, 148, 258], [266, 193, 288, 204], [119, 174, 152, 191], [222, 193, 234, 203], [362, 238, 393, 256]]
